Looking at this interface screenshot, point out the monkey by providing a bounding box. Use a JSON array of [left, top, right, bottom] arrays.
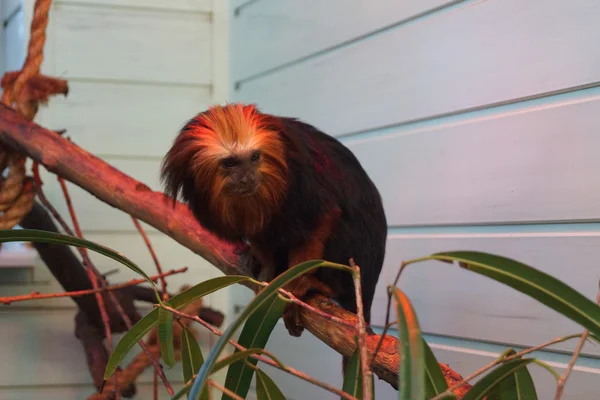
[[159, 103, 388, 357]]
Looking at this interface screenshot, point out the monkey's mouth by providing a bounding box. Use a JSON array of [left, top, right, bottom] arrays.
[[227, 185, 259, 197]]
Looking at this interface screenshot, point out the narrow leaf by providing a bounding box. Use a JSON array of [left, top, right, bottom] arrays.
[[486, 363, 538, 400], [393, 287, 425, 400], [462, 359, 535, 400], [423, 339, 449, 397], [188, 260, 351, 399], [0, 229, 157, 290], [158, 304, 176, 368], [341, 346, 363, 398], [104, 275, 249, 380], [213, 348, 284, 374], [256, 369, 286, 400], [431, 251, 600, 338], [223, 294, 287, 399], [181, 325, 204, 383]]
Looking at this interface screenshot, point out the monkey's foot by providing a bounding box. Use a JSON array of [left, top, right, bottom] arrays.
[[283, 302, 305, 337], [282, 275, 334, 337]]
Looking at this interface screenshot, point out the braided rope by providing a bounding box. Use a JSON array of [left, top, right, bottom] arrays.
[[0, 0, 56, 230]]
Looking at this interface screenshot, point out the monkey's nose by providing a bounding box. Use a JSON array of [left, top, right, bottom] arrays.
[[239, 176, 249, 185]]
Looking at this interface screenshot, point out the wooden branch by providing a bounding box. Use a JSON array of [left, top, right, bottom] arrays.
[[0, 103, 471, 394]]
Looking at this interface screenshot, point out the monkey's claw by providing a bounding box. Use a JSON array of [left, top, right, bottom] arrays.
[[283, 303, 305, 337]]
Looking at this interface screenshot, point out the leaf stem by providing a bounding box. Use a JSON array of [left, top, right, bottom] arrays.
[[350, 259, 373, 399]]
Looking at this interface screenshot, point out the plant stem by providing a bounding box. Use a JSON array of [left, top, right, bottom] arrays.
[[350, 259, 373, 399], [0, 267, 186, 304], [554, 290, 600, 399]]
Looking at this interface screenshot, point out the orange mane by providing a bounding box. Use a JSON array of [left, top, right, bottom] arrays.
[[168, 103, 288, 236]]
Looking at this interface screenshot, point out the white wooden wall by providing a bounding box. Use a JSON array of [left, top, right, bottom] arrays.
[[230, 0, 600, 398], [0, 0, 232, 398]]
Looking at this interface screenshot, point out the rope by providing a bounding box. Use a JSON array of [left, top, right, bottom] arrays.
[[0, 0, 68, 230]]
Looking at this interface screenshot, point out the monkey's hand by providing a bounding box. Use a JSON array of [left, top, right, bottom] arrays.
[[282, 274, 334, 337]]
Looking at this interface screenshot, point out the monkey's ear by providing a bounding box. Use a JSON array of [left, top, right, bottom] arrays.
[[160, 136, 196, 204]]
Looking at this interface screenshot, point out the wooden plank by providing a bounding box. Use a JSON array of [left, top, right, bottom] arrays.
[[35, 157, 164, 232], [57, 0, 212, 12], [344, 93, 600, 226], [232, 0, 454, 81], [371, 233, 600, 357], [43, 80, 211, 157], [234, 0, 600, 136], [0, 307, 227, 387], [430, 342, 600, 400], [0, 232, 225, 309], [52, 3, 212, 84]]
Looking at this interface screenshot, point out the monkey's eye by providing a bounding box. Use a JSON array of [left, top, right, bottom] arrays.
[[250, 151, 261, 163], [221, 157, 238, 169]]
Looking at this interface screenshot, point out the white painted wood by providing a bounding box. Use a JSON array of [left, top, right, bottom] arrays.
[[52, 3, 212, 84], [431, 343, 600, 399], [57, 0, 212, 12], [1, 384, 184, 400], [0, 308, 232, 387], [44, 80, 211, 157], [241, 321, 600, 399], [234, 0, 600, 136], [37, 157, 162, 232], [344, 92, 600, 226], [232, 0, 454, 80], [371, 233, 600, 358], [0, 232, 226, 309]]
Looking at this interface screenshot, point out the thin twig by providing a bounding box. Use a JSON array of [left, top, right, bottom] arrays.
[[371, 260, 408, 364], [554, 290, 600, 400], [132, 217, 169, 301], [32, 163, 173, 396], [430, 331, 596, 400], [159, 304, 357, 400], [58, 175, 118, 399], [209, 380, 243, 400], [251, 280, 355, 328], [350, 259, 372, 398], [0, 267, 187, 304]]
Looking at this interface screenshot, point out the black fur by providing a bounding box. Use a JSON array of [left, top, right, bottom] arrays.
[[161, 111, 388, 325]]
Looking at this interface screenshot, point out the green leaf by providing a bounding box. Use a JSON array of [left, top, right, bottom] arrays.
[[423, 339, 449, 397], [158, 304, 176, 368], [256, 369, 286, 400], [430, 251, 600, 339], [462, 359, 535, 400], [393, 287, 425, 400], [486, 363, 538, 400], [181, 325, 204, 383], [214, 348, 284, 374], [341, 346, 364, 398], [181, 325, 208, 400], [0, 229, 157, 292], [104, 275, 249, 380], [223, 294, 287, 400], [171, 348, 278, 400], [188, 260, 351, 399]]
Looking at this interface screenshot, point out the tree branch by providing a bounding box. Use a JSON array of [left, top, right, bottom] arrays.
[[0, 103, 470, 395]]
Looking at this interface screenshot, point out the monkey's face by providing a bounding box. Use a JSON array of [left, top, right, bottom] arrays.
[[219, 149, 263, 197]]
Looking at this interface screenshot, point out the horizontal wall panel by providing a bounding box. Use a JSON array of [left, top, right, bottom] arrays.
[[345, 92, 600, 226], [232, 0, 453, 80], [57, 0, 212, 12], [234, 0, 600, 136], [0, 309, 225, 387], [53, 3, 212, 84], [45, 80, 211, 157], [430, 341, 600, 400], [0, 233, 226, 311], [36, 157, 164, 232], [371, 233, 600, 357]]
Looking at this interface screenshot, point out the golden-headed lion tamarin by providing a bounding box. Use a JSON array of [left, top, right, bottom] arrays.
[[160, 103, 387, 342]]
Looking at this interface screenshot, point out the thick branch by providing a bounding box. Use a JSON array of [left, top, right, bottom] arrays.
[[0, 104, 470, 393]]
